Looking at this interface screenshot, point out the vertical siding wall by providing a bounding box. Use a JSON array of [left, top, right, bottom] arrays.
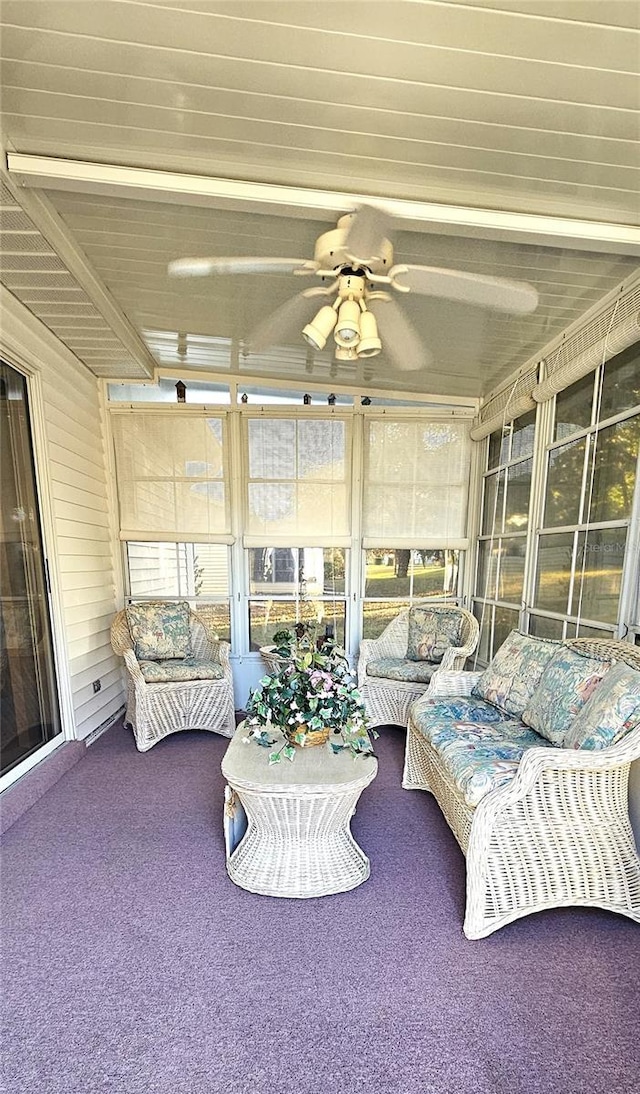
[[1, 289, 124, 740]]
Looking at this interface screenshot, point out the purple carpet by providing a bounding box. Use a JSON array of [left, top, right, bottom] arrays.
[[1, 723, 638, 1094]]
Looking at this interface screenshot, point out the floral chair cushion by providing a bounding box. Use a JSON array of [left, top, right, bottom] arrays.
[[367, 657, 436, 684], [126, 601, 192, 662], [406, 607, 462, 664], [522, 647, 612, 746], [138, 658, 224, 683], [564, 662, 640, 751], [412, 702, 554, 808], [472, 630, 559, 717]]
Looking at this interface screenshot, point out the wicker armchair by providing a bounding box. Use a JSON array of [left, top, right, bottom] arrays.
[[357, 603, 479, 728], [403, 637, 640, 939], [111, 607, 236, 752]]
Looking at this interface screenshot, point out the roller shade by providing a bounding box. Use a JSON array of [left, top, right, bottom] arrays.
[[533, 285, 640, 403], [470, 364, 539, 441], [112, 412, 230, 540], [363, 418, 471, 545], [245, 417, 351, 542]]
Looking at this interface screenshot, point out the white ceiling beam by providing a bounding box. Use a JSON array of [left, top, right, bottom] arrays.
[[7, 154, 640, 257]]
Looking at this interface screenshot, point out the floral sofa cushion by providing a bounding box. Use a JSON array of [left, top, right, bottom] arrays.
[[423, 696, 510, 724], [472, 630, 558, 717], [138, 657, 223, 683], [367, 657, 436, 684], [126, 601, 192, 661], [412, 698, 554, 807], [522, 647, 611, 746], [406, 607, 462, 664], [564, 662, 640, 751]]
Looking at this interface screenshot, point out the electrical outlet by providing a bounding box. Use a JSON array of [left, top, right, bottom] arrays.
[[92, 679, 101, 694]]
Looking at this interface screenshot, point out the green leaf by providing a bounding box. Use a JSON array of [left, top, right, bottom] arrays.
[[283, 744, 296, 762], [268, 751, 282, 765]]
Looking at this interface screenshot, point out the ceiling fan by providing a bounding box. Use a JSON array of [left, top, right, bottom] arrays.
[[168, 204, 539, 373]]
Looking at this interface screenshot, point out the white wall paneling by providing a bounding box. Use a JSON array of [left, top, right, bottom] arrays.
[[0, 287, 124, 748]]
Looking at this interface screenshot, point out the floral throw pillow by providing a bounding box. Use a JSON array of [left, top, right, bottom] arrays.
[[522, 647, 612, 747], [406, 607, 462, 664], [126, 601, 192, 662], [564, 662, 640, 751], [472, 630, 558, 718]]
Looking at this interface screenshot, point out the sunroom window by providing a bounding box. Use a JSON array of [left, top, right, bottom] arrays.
[[530, 346, 640, 640], [244, 415, 350, 650], [112, 411, 233, 643], [473, 409, 536, 660], [362, 418, 471, 639], [247, 547, 346, 650], [362, 548, 461, 639], [125, 541, 231, 641]]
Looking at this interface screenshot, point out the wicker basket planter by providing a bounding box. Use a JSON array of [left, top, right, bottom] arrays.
[[286, 724, 332, 748], [258, 645, 287, 674]]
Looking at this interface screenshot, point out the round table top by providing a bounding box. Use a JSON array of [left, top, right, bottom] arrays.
[[221, 723, 378, 794]]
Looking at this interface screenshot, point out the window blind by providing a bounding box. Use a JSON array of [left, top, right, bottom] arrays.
[[245, 417, 351, 542], [112, 412, 230, 540], [362, 418, 471, 548]]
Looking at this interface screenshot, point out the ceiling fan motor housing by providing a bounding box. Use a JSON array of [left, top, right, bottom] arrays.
[[313, 224, 394, 275]]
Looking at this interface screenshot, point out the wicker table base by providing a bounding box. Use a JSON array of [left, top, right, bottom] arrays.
[[221, 725, 378, 898]]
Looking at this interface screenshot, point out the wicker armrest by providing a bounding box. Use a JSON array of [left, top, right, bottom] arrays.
[[122, 648, 145, 685], [439, 645, 465, 671], [217, 641, 234, 686], [515, 725, 640, 787], [427, 670, 482, 698], [357, 638, 382, 685]]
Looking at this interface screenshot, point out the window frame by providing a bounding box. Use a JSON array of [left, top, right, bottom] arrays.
[[472, 409, 538, 661], [531, 367, 640, 640]]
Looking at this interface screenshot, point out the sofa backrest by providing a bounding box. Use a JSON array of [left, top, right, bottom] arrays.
[[565, 637, 640, 673]]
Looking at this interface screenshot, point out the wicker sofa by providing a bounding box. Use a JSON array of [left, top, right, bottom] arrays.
[[403, 635, 640, 939], [358, 603, 479, 729]]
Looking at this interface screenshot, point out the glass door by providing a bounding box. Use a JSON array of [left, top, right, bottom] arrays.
[[1, 360, 61, 775]]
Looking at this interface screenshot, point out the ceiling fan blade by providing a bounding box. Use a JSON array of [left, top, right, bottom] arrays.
[[344, 204, 394, 267], [243, 289, 331, 356], [390, 264, 539, 315], [367, 296, 431, 372], [168, 256, 317, 278]]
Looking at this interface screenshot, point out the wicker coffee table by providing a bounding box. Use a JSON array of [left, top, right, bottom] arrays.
[[221, 725, 378, 898]]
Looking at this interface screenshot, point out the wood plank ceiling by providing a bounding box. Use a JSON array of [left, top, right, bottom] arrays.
[[0, 0, 638, 398]]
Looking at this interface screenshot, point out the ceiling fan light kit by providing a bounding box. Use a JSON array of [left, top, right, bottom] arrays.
[[334, 297, 362, 347], [302, 304, 338, 351], [357, 310, 382, 358], [168, 203, 539, 373]]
